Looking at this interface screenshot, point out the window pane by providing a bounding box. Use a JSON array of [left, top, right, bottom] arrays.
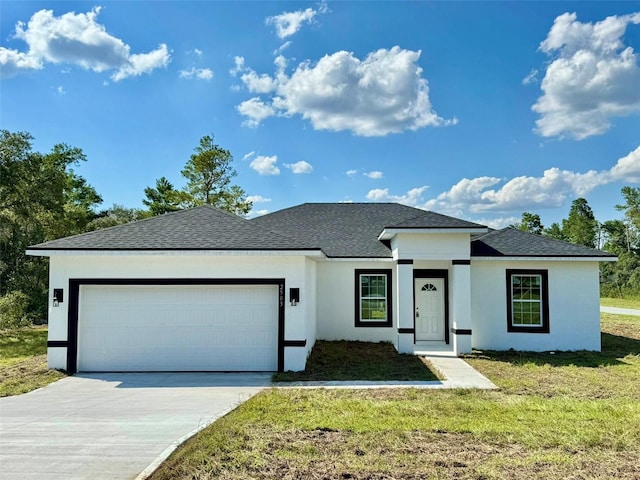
[[359, 273, 388, 322], [511, 274, 544, 328], [361, 299, 387, 321]]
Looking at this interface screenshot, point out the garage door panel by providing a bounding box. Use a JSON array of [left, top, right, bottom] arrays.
[[78, 284, 279, 372]]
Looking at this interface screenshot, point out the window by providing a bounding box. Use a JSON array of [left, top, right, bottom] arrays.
[[355, 269, 392, 327], [506, 269, 549, 333]]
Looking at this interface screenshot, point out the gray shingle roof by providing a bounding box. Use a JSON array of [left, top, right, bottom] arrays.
[[251, 203, 484, 257], [28, 203, 616, 259], [471, 227, 616, 258], [28, 205, 318, 251], [388, 211, 486, 229]]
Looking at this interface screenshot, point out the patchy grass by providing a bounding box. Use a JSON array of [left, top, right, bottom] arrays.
[[464, 313, 640, 400], [0, 327, 66, 397], [601, 296, 640, 310], [151, 313, 640, 480], [273, 340, 439, 382]]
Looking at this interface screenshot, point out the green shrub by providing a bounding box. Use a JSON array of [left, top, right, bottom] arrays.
[[0, 291, 32, 329]]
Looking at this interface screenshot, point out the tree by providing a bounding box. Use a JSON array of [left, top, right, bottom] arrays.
[[543, 222, 566, 241], [613, 186, 640, 253], [599, 187, 640, 297], [142, 177, 187, 215], [88, 204, 150, 231], [513, 212, 543, 235], [0, 130, 101, 322], [181, 135, 251, 214], [600, 219, 631, 254], [616, 186, 640, 231], [562, 198, 598, 248], [219, 185, 253, 216], [62, 169, 103, 236]]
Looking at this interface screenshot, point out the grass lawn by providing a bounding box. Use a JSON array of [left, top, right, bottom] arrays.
[[0, 326, 66, 397], [601, 296, 640, 310], [151, 313, 640, 480], [273, 340, 439, 382]]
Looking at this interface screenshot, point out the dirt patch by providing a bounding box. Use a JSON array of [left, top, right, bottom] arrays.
[[154, 428, 640, 480], [0, 354, 66, 396]]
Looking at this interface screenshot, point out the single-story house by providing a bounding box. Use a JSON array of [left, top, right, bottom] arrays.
[[27, 203, 616, 374]]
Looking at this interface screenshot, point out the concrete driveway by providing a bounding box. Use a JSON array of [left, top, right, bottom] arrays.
[[601, 305, 640, 316], [0, 372, 271, 480]]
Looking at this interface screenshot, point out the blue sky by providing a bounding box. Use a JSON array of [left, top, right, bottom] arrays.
[[2, 1, 639, 228]]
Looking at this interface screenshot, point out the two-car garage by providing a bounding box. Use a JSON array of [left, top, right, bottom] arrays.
[[71, 280, 283, 373]]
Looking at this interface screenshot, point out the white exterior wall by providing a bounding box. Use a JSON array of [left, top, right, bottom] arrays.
[[46, 253, 314, 372], [316, 260, 396, 343], [471, 260, 601, 351], [282, 257, 317, 369], [451, 263, 472, 354], [392, 233, 470, 260]]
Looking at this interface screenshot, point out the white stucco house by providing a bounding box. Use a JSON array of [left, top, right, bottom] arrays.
[[27, 203, 616, 374]]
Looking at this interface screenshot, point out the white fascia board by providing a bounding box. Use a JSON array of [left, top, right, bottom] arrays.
[[378, 227, 488, 241], [472, 256, 617, 262], [319, 257, 394, 262], [25, 249, 326, 258]]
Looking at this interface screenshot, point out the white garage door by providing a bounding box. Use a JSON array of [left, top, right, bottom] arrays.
[[77, 284, 279, 372]]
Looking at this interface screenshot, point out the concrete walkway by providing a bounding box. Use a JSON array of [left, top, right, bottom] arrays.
[[1, 360, 494, 480], [276, 355, 497, 390], [0, 373, 271, 480], [601, 305, 640, 316]]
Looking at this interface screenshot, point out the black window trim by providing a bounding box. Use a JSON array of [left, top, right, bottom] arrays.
[[354, 269, 393, 328], [506, 269, 550, 334]]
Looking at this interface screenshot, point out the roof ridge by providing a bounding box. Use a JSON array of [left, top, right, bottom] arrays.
[[387, 209, 488, 229]]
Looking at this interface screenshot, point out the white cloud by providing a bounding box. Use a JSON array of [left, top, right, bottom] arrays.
[[250, 155, 280, 175], [610, 145, 640, 182], [532, 12, 640, 139], [194, 48, 202, 56], [1, 7, 170, 80], [274, 41, 292, 55], [230, 56, 245, 76], [56, 85, 65, 95], [253, 209, 270, 216], [237, 97, 276, 127], [346, 169, 358, 177], [366, 186, 428, 207], [112, 44, 170, 81], [422, 145, 640, 214], [242, 151, 256, 161], [235, 46, 455, 136], [246, 195, 272, 203], [179, 67, 213, 80], [241, 70, 277, 93], [521, 68, 539, 85], [265, 2, 327, 39], [0, 48, 42, 77], [284, 160, 313, 174], [364, 171, 383, 179], [474, 216, 520, 229]]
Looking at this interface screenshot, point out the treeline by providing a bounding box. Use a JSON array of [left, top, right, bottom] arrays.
[[1, 129, 637, 326], [0, 130, 251, 327], [513, 190, 640, 297]]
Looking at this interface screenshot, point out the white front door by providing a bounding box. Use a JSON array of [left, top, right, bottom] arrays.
[[414, 278, 445, 341]]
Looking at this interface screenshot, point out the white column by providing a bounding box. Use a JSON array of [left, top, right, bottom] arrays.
[[451, 261, 472, 354], [396, 261, 414, 353]]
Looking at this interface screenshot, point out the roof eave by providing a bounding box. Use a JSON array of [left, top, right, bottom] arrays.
[[471, 255, 617, 262], [26, 248, 326, 257], [378, 227, 489, 241]]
